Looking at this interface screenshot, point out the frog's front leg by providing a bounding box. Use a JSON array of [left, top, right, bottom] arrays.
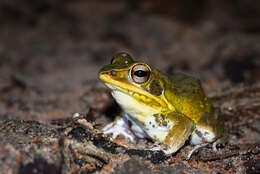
[[102, 112, 148, 141], [102, 116, 135, 141], [162, 113, 195, 154]]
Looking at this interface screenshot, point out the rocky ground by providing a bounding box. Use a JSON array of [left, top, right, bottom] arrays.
[[0, 0, 260, 173]]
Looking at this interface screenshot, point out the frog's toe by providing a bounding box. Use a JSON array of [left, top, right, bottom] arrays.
[[212, 137, 226, 152], [102, 117, 136, 141], [186, 143, 208, 160], [212, 141, 218, 152]]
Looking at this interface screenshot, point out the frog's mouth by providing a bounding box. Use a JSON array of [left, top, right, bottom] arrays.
[[104, 82, 156, 105], [104, 82, 163, 123], [100, 74, 167, 108], [104, 83, 118, 91]]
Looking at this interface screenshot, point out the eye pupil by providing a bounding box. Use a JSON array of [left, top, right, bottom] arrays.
[[131, 64, 150, 84], [134, 70, 147, 77]]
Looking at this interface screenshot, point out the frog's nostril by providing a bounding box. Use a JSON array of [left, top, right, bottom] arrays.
[[110, 70, 117, 76], [99, 70, 106, 76]]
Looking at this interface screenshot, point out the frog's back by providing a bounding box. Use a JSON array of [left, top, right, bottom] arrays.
[[169, 72, 202, 92], [166, 72, 212, 123]]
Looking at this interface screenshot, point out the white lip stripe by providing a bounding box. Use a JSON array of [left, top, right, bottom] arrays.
[[110, 89, 159, 122]]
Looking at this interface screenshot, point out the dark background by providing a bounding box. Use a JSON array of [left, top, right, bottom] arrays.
[[0, 0, 260, 118]]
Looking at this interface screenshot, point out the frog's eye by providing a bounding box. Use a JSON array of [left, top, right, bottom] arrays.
[[131, 64, 150, 84], [111, 52, 134, 65]]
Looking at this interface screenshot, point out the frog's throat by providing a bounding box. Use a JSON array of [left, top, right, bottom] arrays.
[[100, 74, 168, 109]]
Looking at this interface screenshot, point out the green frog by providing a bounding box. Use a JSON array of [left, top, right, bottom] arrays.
[[99, 52, 225, 158]]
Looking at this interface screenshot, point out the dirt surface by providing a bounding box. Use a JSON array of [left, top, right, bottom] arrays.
[[0, 0, 260, 173]]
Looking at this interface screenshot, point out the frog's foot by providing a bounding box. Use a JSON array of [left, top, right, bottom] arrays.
[[212, 135, 227, 151], [163, 112, 195, 155], [102, 117, 136, 142], [187, 138, 226, 160], [186, 143, 208, 160], [212, 140, 219, 152]]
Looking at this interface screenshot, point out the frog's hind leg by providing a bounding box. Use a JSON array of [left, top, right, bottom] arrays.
[[163, 113, 194, 154], [187, 126, 216, 159], [188, 113, 220, 159], [187, 129, 225, 159]]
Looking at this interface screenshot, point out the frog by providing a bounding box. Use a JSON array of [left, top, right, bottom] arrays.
[[99, 52, 225, 159]]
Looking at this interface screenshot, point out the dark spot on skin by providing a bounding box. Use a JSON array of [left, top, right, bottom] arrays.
[[152, 125, 155, 128], [195, 130, 203, 138], [154, 114, 168, 127], [154, 113, 159, 117], [162, 121, 168, 127], [203, 131, 209, 136], [149, 80, 163, 96], [110, 70, 117, 76], [155, 116, 160, 123]]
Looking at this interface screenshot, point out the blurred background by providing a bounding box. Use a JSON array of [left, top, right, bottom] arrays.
[[0, 0, 260, 120]]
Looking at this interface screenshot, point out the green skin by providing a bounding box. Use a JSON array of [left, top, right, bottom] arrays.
[[99, 52, 225, 155]]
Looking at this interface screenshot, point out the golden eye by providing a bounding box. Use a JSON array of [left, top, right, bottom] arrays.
[[131, 64, 150, 84]]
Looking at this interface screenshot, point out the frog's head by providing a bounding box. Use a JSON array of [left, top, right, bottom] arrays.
[[99, 53, 172, 116]]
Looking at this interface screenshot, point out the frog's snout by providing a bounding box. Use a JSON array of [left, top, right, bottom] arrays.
[[99, 68, 117, 78], [99, 68, 119, 84]]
